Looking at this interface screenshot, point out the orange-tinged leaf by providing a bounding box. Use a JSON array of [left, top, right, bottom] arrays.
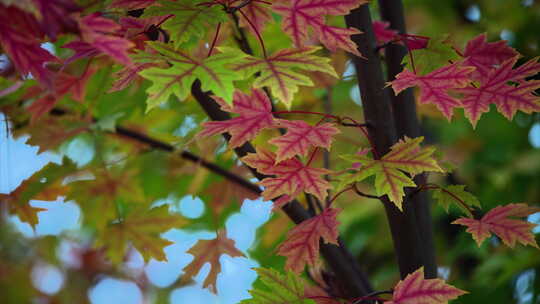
[[277, 207, 340, 273], [181, 230, 245, 293], [272, 0, 366, 56], [96, 205, 187, 263], [452, 203, 540, 248], [233, 47, 337, 107], [390, 63, 475, 120], [242, 148, 331, 204], [459, 56, 540, 127], [384, 267, 467, 304], [269, 120, 340, 163], [339, 137, 443, 210], [199, 89, 275, 148]]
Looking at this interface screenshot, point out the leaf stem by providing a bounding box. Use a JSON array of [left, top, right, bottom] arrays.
[[207, 22, 222, 57], [236, 8, 267, 58]]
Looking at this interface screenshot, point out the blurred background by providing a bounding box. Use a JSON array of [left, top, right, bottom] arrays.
[[1, 0, 540, 303]]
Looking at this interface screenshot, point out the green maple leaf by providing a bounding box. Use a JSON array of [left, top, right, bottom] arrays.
[[402, 37, 461, 74], [138, 42, 246, 111], [339, 137, 444, 210], [142, 0, 227, 48], [241, 268, 314, 304], [432, 185, 480, 217], [232, 47, 337, 108], [96, 205, 188, 263]]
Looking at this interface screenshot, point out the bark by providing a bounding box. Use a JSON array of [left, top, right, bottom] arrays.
[[377, 0, 437, 278], [345, 4, 433, 279]]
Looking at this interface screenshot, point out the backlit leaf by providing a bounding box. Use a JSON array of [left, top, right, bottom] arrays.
[[272, 0, 366, 55], [277, 208, 340, 273], [390, 63, 475, 120], [269, 120, 340, 163], [242, 148, 331, 204], [459, 56, 540, 127], [432, 185, 480, 217], [340, 137, 443, 210], [453, 203, 540, 248], [138, 42, 246, 110], [199, 89, 275, 148], [96, 205, 187, 263], [142, 0, 227, 48], [0, 157, 77, 227], [384, 267, 467, 304], [461, 33, 518, 82], [233, 47, 337, 107], [241, 267, 314, 304], [181, 230, 245, 293]]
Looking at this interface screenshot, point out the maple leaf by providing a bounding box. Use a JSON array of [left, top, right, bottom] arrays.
[[238, 0, 273, 35], [15, 115, 89, 153], [108, 62, 158, 92], [33, 0, 80, 40], [432, 185, 480, 218], [181, 230, 245, 293], [26, 68, 96, 121], [242, 148, 331, 203], [241, 267, 314, 304], [373, 20, 398, 44], [269, 120, 340, 163], [277, 208, 340, 273], [142, 0, 227, 48], [65, 13, 135, 65], [271, 0, 366, 56], [452, 203, 540, 248], [67, 168, 145, 229], [459, 56, 540, 127], [461, 33, 518, 82], [137, 42, 246, 110], [0, 7, 57, 88], [199, 89, 276, 148], [233, 47, 337, 107], [401, 38, 461, 74], [0, 158, 77, 227], [340, 137, 443, 210], [390, 63, 475, 120], [384, 267, 467, 304], [96, 205, 187, 263]]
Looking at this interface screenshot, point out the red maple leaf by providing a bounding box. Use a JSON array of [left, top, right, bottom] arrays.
[[459, 56, 540, 127], [271, 0, 366, 56], [385, 267, 467, 304], [269, 120, 340, 163], [277, 207, 340, 273], [390, 63, 475, 120], [64, 13, 135, 65], [461, 33, 518, 82], [0, 7, 57, 88], [453, 203, 540, 248], [27, 68, 96, 121], [199, 89, 276, 148], [242, 148, 331, 203], [373, 20, 398, 44], [33, 0, 80, 40]]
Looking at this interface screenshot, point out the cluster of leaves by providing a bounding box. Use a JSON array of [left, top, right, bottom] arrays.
[[0, 0, 539, 303]]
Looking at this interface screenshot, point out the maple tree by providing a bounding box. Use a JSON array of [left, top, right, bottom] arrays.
[[0, 0, 539, 303]]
